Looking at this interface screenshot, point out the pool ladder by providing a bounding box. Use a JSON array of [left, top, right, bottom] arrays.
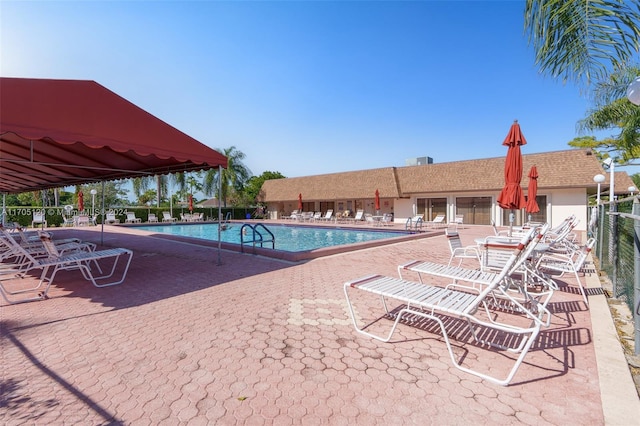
[[405, 217, 423, 232], [240, 223, 275, 253]]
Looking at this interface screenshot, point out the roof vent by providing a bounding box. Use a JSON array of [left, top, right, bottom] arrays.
[[406, 156, 433, 166]]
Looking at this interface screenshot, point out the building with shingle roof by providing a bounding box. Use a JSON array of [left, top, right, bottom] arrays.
[[259, 149, 635, 231]]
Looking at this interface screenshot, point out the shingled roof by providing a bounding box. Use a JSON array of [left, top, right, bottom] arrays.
[[260, 167, 401, 202], [259, 149, 635, 202]]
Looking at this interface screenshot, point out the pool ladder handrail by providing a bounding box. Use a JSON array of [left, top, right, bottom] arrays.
[[405, 216, 423, 232], [240, 223, 275, 253]]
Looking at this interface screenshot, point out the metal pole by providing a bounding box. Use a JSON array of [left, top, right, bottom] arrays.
[[633, 198, 640, 355], [2, 193, 6, 226], [610, 200, 618, 297], [598, 204, 605, 261], [608, 161, 616, 295], [217, 165, 222, 266], [41, 190, 45, 229], [100, 181, 106, 245]]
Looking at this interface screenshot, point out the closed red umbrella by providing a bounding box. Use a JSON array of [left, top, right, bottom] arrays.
[[497, 120, 527, 235], [298, 193, 303, 211], [188, 194, 193, 212], [374, 189, 380, 211], [78, 191, 84, 212], [497, 120, 527, 210], [525, 166, 540, 217]]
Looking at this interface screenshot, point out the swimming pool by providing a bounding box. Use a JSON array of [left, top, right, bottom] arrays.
[[136, 222, 410, 253]]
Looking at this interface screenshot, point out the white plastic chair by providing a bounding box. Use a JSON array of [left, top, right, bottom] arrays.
[[445, 229, 480, 267], [31, 210, 47, 228]]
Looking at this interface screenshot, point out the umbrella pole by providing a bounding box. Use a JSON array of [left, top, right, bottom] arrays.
[[509, 210, 515, 237]]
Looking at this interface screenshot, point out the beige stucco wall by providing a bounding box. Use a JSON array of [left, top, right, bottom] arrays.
[[546, 188, 588, 233]]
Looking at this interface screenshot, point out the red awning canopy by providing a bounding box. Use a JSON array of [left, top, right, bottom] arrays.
[[0, 77, 227, 193]]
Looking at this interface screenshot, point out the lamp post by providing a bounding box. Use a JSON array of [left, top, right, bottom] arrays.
[[603, 158, 615, 202], [628, 76, 640, 105], [90, 189, 97, 215], [594, 174, 606, 205], [591, 174, 606, 243], [602, 158, 617, 285]]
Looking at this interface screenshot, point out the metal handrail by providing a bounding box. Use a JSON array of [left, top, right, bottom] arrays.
[[240, 223, 275, 253]]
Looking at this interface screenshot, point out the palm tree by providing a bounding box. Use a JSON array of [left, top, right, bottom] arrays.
[[202, 146, 251, 207], [525, 2, 640, 163], [572, 67, 640, 164], [132, 174, 183, 206], [132, 175, 166, 206], [524, 0, 640, 85]]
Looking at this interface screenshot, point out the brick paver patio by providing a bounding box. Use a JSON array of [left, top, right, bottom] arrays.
[[1, 223, 609, 424]]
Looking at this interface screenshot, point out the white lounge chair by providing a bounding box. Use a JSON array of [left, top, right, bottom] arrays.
[[0, 230, 133, 304], [5, 226, 92, 263], [282, 210, 299, 220], [148, 213, 158, 223], [125, 212, 142, 223], [398, 225, 555, 308], [425, 214, 446, 229], [344, 228, 548, 386], [545, 216, 581, 255], [536, 237, 596, 305], [105, 212, 120, 224], [162, 212, 177, 223], [318, 210, 334, 222], [298, 212, 314, 222], [347, 210, 364, 223]]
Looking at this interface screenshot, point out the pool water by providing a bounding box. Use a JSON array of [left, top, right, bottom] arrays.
[[136, 223, 408, 253]]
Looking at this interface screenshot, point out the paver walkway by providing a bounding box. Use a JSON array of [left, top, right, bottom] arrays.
[[0, 223, 624, 424]]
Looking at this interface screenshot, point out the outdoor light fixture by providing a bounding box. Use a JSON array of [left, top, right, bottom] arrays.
[[629, 186, 637, 196], [602, 158, 615, 202], [593, 174, 606, 205], [628, 76, 640, 106], [90, 189, 97, 214]]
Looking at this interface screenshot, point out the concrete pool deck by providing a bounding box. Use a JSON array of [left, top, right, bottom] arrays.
[[1, 223, 638, 424]]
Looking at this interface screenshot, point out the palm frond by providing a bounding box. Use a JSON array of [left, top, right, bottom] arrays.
[[525, 0, 640, 85]]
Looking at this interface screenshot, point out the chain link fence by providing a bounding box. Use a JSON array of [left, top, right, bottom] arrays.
[[593, 196, 639, 355]]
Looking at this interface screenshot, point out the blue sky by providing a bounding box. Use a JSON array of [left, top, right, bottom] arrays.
[[2, 0, 637, 194]]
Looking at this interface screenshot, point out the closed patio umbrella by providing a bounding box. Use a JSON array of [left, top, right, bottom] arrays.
[[497, 120, 527, 235], [525, 166, 540, 222], [375, 189, 380, 213], [298, 193, 303, 212], [78, 191, 84, 212], [188, 194, 193, 212]]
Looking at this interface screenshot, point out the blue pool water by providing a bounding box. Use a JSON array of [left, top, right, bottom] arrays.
[[136, 223, 408, 252]]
